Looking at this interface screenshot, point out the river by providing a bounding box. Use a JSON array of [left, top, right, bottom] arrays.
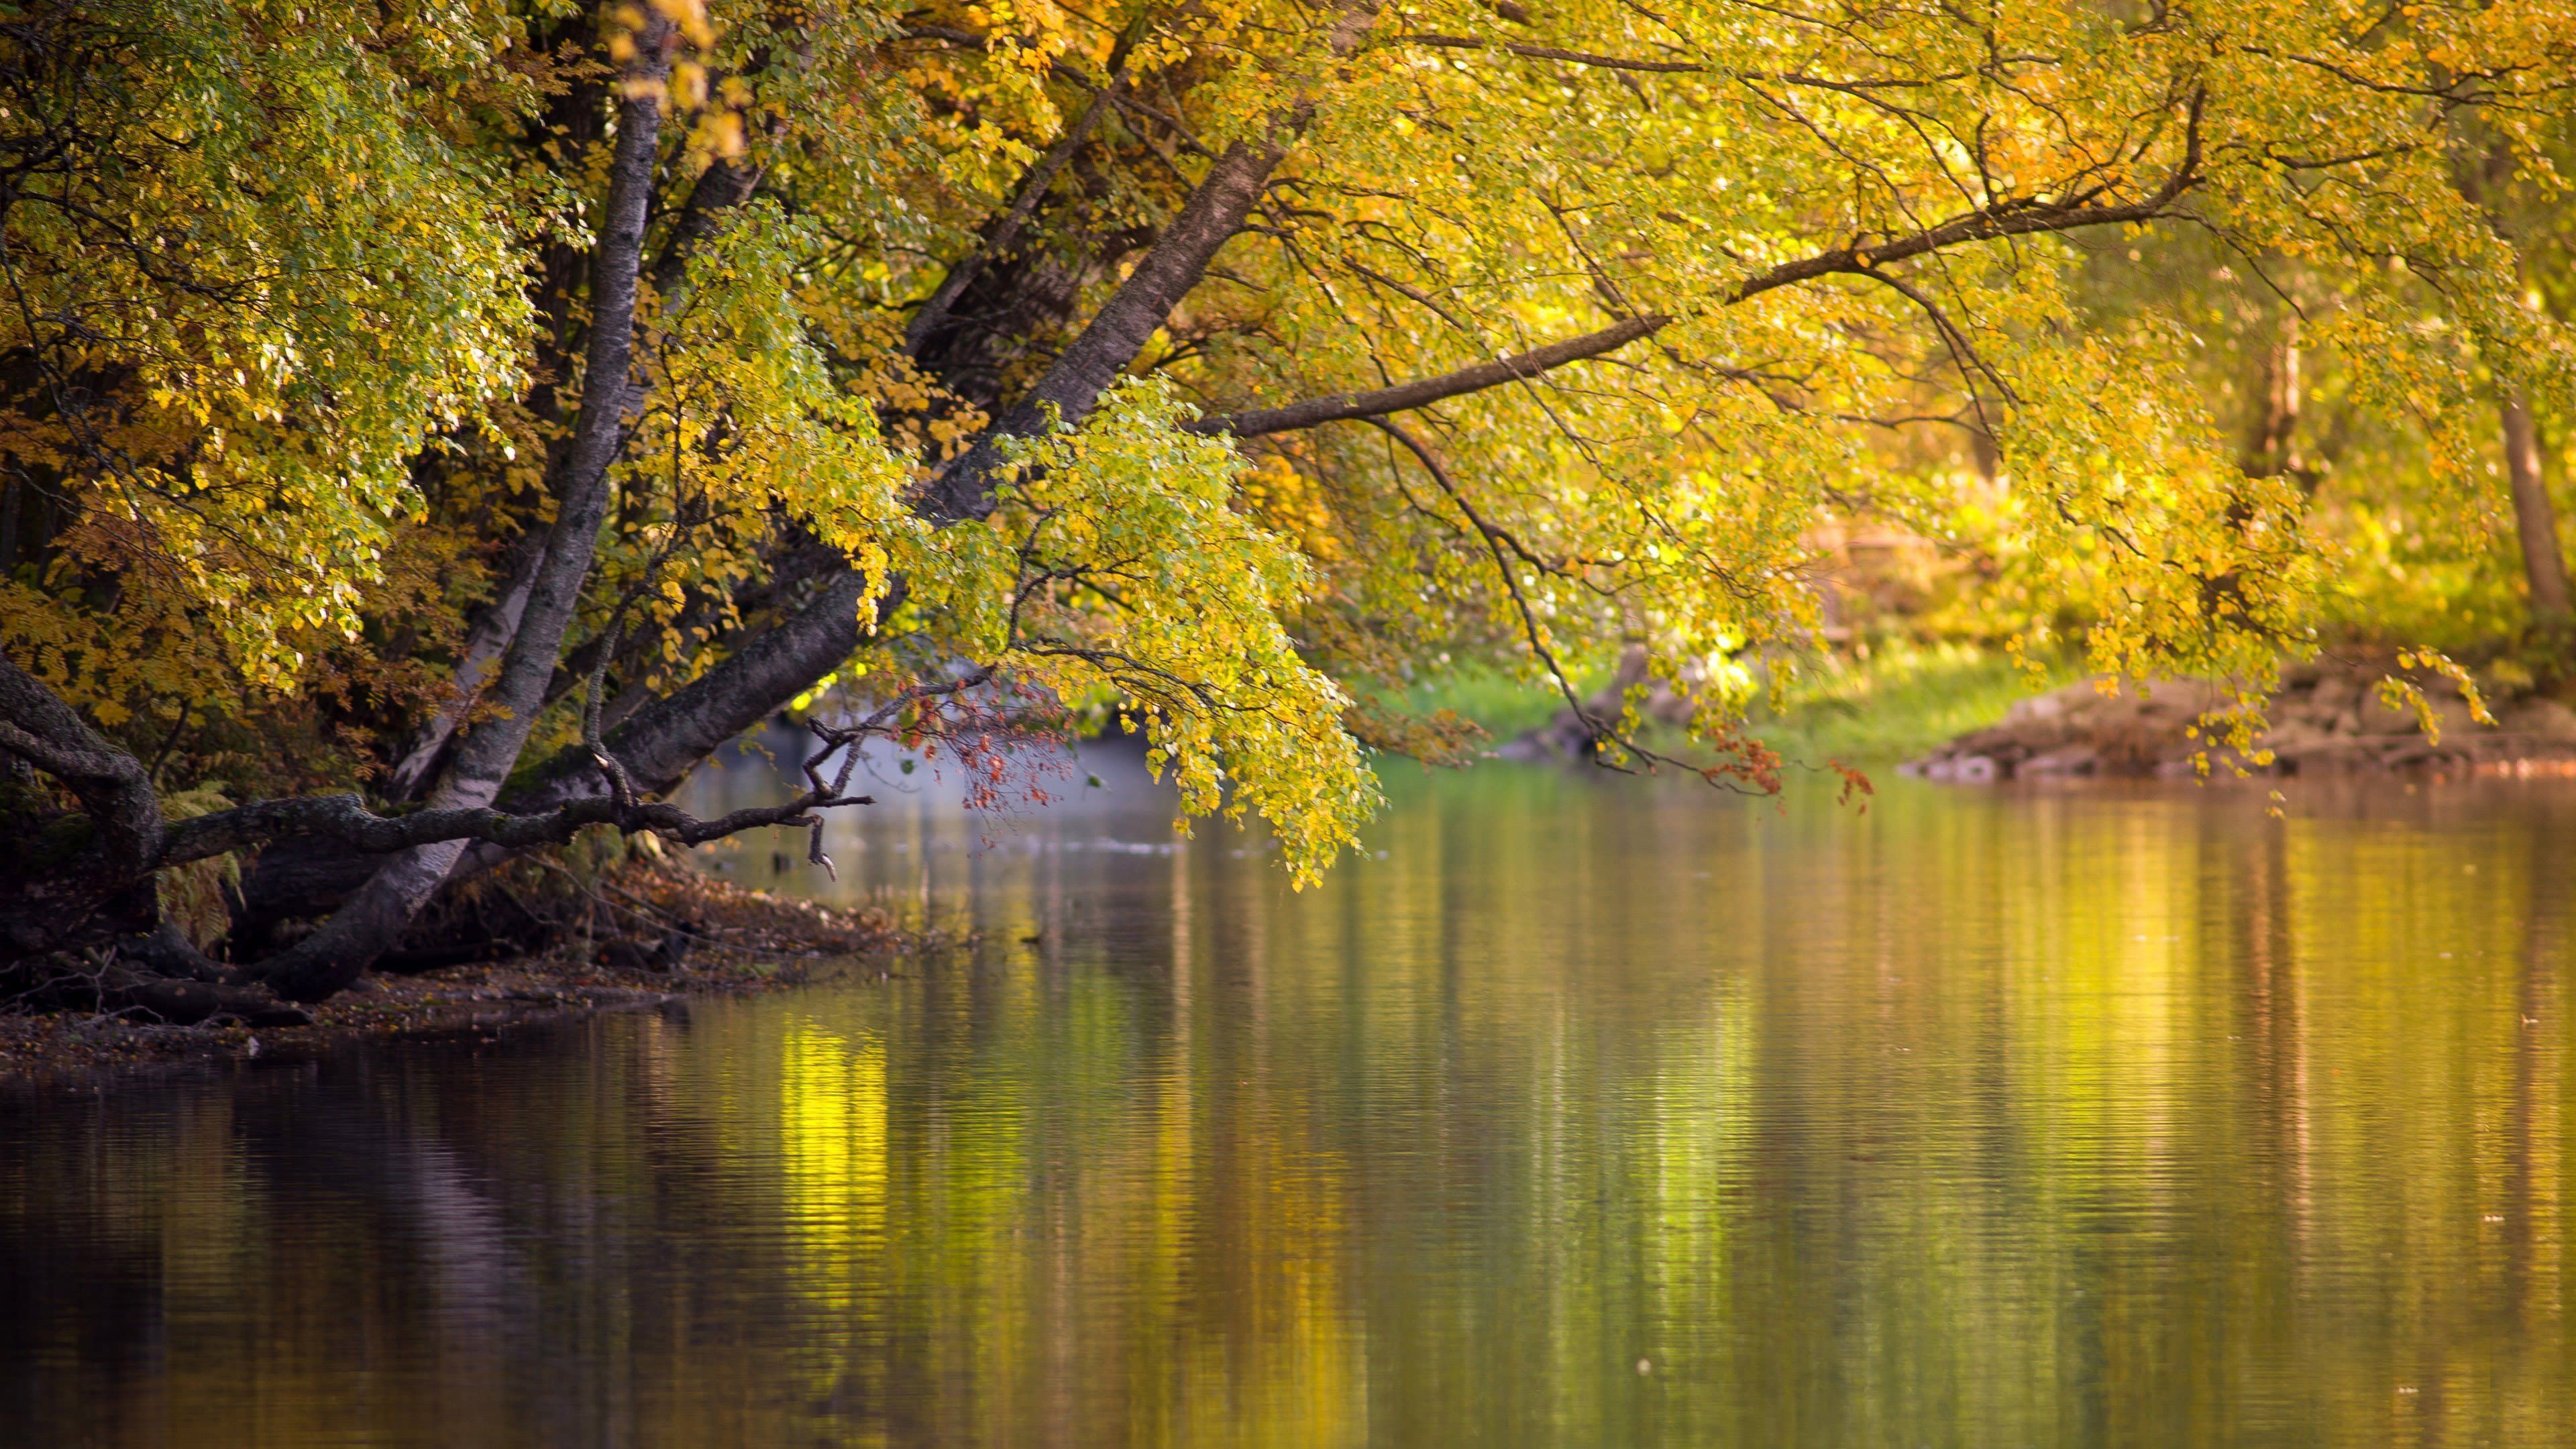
[[5, 745, 2571, 1446]]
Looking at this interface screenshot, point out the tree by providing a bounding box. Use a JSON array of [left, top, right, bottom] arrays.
[[2, 0, 2571, 1007]]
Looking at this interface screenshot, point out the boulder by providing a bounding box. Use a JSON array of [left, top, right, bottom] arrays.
[[2503, 698, 2576, 743], [1926, 753, 2000, 783], [2355, 689, 2423, 735], [2019, 745, 2099, 777], [2271, 733, 2370, 773], [2306, 676, 2359, 714]]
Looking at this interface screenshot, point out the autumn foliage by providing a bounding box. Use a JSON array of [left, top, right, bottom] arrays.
[[1, 0, 2572, 999]]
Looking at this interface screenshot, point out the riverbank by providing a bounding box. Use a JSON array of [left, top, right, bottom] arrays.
[[0, 859, 917, 1088], [1484, 641, 2083, 767], [1469, 642, 2576, 783], [1904, 659, 2576, 781]]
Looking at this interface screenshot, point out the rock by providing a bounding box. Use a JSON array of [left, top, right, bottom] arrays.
[[2004, 683, 2100, 724], [1923, 753, 1997, 782], [2002, 694, 2063, 724], [2367, 696, 2479, 743], [1913, 659, 2532, 781], [2428, 698, 2481, 743], [2257, 719, 2334, 758], [2503, 698, 2576, 743], [2019, 745, 2098, 777], [2355, 690, 2422, 735], [2272, 733, 2369, 773]]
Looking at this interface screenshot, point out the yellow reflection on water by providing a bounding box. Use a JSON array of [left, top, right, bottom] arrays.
[[5, 769, 2573, 1447]]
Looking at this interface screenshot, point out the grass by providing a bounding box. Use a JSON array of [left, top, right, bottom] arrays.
[[1374, 658, 1611, 741], [1380, 641, 2077, 767], [1741, 640, 2082, 766]]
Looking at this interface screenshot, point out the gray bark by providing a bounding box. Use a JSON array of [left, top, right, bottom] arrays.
[[904, 19, 1144, 356], [0, 651, 162, 879], [1191, 315, 1671, 438], [920, 138, 1298, 521], [384, 528, 547, 801], [252, 20, 676, 1002], [921, 0, 1387, 520], [385, 158, 766, 803]]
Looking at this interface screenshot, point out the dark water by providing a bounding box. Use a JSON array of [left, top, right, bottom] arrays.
[[6, 751, 2574, 1447]]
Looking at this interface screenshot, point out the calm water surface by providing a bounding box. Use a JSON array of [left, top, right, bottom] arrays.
[[5, 751, 2573, 1447]]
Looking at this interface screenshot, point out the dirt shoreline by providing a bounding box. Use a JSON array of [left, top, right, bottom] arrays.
[[0, 863, 932, 1090], [22, 659, 2563, 1088], [1903, 660, 2576, 782]]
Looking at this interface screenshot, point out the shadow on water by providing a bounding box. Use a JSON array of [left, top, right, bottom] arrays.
[[5, 746, 2575, 1447]]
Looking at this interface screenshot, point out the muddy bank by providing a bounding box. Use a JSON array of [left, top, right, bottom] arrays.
[[0, 862, 920, 1088], [1905, 662, 2576, 782]]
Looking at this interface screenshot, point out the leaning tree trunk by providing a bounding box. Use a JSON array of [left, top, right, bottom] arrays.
[[18, 3, 1386, 1000], [247, 17, 676, 1002], [462, 1, 1389, 880]]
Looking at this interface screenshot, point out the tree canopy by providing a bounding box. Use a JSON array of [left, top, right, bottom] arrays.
[[2, 0, 2573, 999]]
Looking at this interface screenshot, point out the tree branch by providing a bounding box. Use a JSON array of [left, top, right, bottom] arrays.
[[159, 788, 873, 869], [252, 15, 682, 1002], [919, 0, 1388, 521], [1187, 89, 2204, 437], [906, 15, 1149, 355], [0, 651, 161, 877], [649, 154, 766, 301], [386, 129, 767, 804], [1725, 98, 2202, 302], [1189, 315, 1671, 437], [1391, 33, 1703, 74]]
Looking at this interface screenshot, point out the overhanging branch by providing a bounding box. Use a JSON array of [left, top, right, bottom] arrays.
[[159, 789, 875, 869], [1187, 89, 2204, 438], [1189, 314, 1671, 437], [1392, 33, 1703, 74]]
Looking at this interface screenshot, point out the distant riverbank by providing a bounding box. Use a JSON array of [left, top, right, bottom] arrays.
[[1413, 643, 2576, 783], [1906, 659, 2576, 782], [1401, 642, 2080, 769]]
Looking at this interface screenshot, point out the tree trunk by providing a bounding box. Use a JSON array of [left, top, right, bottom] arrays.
[[123, 5, 1388, 988], [251, 19, 675, 1002], [439, 568, 885, 885], [2243, 314, 2303, 482], [444, 13, 1392, 890], [384, 527, 549, 800], [922, 0, 1385, 521], [0, 652, 168, 958], [2504, 392, 2571, 628]]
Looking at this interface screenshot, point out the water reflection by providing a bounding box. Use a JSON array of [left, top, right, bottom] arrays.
[[5, 756, 2573, 1447]]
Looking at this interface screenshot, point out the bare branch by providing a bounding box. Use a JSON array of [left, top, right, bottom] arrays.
[[1391, 32, 1703, 73], [1187, 90, 2205, 439], [1189, 315, 1672, 436], [158, 789, 875, 869]]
